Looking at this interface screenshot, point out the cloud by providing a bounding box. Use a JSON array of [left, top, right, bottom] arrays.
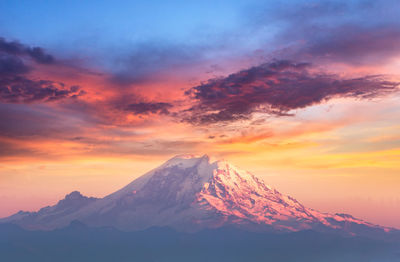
[[0, 37, 85, 104], [0, 76, 85, 103], [0, 103, 86, 141], [124, 102, 173, 115], [184, 60, 399, 124], [245, 1, 400, 66], [176, 1, 400, 125], [0, 54, 31, 76], [0, 37, 55, 64], [93, 138, 205, 157], [25, 47, 55, 64], [0, 140, 38, 158], [294, 24, 400, 65]]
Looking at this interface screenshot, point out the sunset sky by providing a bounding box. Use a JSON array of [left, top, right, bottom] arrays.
[[0, 0, 399, 228]]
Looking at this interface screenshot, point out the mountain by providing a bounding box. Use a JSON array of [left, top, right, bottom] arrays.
[[0, 154, 396, 238]]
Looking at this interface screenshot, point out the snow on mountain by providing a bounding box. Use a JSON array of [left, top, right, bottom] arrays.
[[0, 154, 394, 236]]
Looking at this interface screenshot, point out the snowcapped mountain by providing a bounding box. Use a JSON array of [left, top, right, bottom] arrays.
[[0, 154, 394, 236]]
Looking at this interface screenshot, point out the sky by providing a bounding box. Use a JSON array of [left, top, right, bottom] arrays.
[[0, 0, 400, 228]]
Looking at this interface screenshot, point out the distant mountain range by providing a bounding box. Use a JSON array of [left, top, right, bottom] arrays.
[[1, 154, 398, 239]]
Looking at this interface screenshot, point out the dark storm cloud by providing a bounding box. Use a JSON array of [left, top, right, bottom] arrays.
[[0, 37, 55, 64], [124, 102, 173, 115], [0, 77, 85, 103], [184, 60, 399, 124]]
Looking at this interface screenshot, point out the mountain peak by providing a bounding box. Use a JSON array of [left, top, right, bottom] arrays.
[[161, 154, 211, 169], [56, 191, 98, 209], [171, 154, 209, 160], [64, 191, 85, 200], [166, 154, 210, 164]]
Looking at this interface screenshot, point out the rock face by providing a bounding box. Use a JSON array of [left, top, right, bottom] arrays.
[[0, 154, 394, 236]]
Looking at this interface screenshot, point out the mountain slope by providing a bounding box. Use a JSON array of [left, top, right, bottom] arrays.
[[1, 191, 98, 230], [0, 154, 395, 237]]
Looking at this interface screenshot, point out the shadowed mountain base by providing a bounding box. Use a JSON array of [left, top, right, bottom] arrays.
[[1, 222, 399, 262]]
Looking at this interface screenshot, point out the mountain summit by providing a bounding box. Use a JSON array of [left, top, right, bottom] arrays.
[[0, 155, 393, 236]]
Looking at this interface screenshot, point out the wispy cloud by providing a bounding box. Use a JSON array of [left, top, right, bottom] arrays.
[[0, 37, 55, 64]]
